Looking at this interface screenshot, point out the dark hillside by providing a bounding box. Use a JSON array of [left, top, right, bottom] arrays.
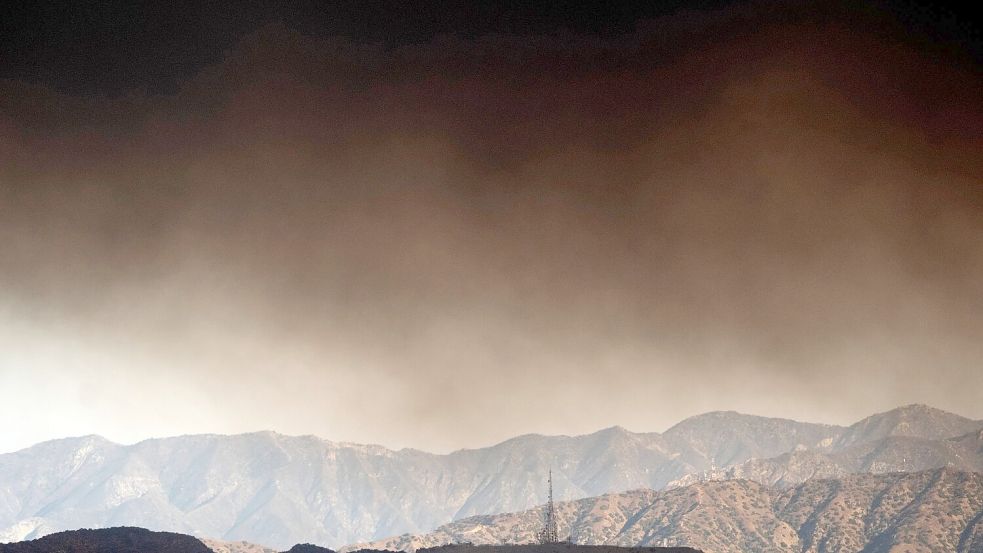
[[0, 527, 212, 553], [282, 545, 336, 553]]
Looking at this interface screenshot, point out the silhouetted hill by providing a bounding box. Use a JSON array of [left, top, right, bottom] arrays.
[[0, 527, 212, 553], [281, 545, 336, 553]]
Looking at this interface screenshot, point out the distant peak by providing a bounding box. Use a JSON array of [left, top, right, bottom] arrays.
[[867, 404, 964, 420], [679, 410, 754, 421], [35, 434, 116, 448], [597, 425, 631, 434], [895, 403, 937, 412], [667, 410, 783, 429], [835, 403, 982, 447], [78, 434, 113, 442]]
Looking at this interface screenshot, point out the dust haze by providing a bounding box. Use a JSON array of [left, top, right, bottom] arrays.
[[1, 6, 981, 454]]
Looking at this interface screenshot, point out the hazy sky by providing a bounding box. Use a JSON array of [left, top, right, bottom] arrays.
[[1, 2, 981, 455]]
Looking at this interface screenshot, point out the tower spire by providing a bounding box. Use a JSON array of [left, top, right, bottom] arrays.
[[538, 468, 559, 544]]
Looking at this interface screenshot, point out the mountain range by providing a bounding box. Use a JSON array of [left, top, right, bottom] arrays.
[[0, 404, 979, 549], [351, 468, 983, 553]]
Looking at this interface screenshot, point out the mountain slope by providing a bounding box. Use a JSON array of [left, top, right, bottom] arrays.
[[351, 469, 983, 553], [0, 406, 979, 549], [0, 430, 702, 548], [667, 427, 983, 490], [775, 470, 983, 553]]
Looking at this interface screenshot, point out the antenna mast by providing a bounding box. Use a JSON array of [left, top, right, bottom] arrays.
[[537, 468, 559, 544]]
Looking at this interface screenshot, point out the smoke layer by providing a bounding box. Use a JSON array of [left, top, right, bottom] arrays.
[[1, 6, 981, 453]]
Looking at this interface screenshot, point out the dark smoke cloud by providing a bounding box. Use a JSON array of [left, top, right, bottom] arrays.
[[0, 6, 981, 453]]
